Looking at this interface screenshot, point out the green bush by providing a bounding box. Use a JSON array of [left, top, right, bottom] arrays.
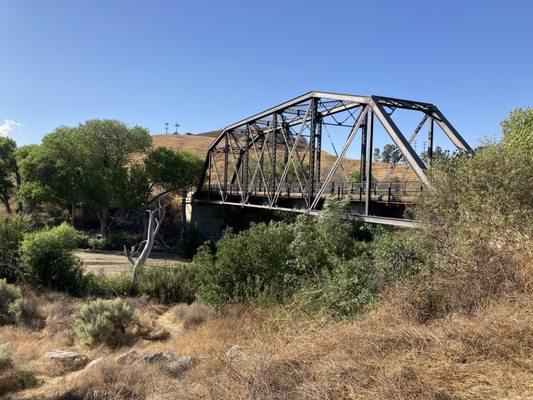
[[83, 263, 198, 304], [20, 223, 85, 294], [0, 215, 32, 282], [294, 256, 376, 318], [0, 279, 22, 325], [135, 264, 198, 303], [74, 298, 138, 348], [8, 298, 43, 328], [195, 222, 295, 305], [104, 231, 138, 251], [176, 223, 203, 258], [87, 232, 137, 251], [0, 345, 12, 372]]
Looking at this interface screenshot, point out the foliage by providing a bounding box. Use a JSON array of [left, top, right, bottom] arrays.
[[0, 214, 32, 281], [349, 169, 375, 182], [501, 107, 533, 152], [0, 137, 18, 213], [18, 120, 151, 234], [74, 298, 138, 348], [135, 264, 198, 303], [408, 108, 533, 319], [195, 222, 295, 305], [8, 297, 43, 327], [88, 231, 138, 251], [0, 345, 12, 372], [0, 279, 22, 325], [176, 223, 203, 258], [84, 264, 198, 304], [20, 223, 85, 294]]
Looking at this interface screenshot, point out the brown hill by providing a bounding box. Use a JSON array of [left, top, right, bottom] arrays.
[[152, 133, 417, 181]]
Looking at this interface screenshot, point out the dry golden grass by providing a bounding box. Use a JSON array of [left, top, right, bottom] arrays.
[[2, 284, 531, 400]]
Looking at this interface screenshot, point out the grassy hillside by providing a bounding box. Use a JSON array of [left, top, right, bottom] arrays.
[[152, 133, 417, 181]]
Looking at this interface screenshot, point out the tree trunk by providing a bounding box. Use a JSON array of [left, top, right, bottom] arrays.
[[70, 203, 76, 227], [15, 172, 23, 213], [97, 208, 108, 236], [128, 209, 162, 291], [1, 193, 12, 214]]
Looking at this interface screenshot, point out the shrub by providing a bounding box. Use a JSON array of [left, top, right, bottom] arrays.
[[135, 264, 198, 303], [293, 255, 376, 319], [172, 302, 212, 330], [8, 298, 43, 328], [0, 344, 12, 372], [0, 214, 32, 282], [74, 298, 138, 348], [176, 223, 203, 258], [20, 223, 85, 294], [104, 231, 138, 251], [0, 279, 22, 325], [406, 109, 533, 319], [195, 222, 295, 305]]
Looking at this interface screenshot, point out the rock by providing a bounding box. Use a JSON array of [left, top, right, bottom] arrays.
[[164, 355, 196, 376], [226, 345, 248, 360], [44, 349, 88, 366], [141, 351, 177, 364], [0, 342, 13, 354], [116, 350, 138, 364], [87, 357, 104, 368]]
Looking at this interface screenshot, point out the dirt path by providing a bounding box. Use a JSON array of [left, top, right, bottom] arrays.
[[76, 249, 191, 276]]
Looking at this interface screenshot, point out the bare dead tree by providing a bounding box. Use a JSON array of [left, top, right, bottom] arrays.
[[124, 201, 166, 290]]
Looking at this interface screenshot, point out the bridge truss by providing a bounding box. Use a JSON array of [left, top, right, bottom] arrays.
[[195, 91, 472, 227]]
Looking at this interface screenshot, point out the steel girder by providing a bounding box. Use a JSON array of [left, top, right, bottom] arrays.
[[196, 91, 472, 224]]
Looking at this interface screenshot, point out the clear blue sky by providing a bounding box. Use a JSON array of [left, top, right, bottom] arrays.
[[1, 0, 532, 151]]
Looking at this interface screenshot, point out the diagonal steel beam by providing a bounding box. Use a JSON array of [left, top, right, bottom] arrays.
[[309, 105, 369, 210], [377, 113, 429, 188], [431, 107, 473, 153], [370, 97, 432, 189]]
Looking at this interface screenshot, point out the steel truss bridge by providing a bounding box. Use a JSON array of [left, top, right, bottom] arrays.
[[195, 91, 472, 227]]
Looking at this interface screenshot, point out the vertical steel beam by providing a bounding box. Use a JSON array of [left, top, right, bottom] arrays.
[[270, 113, 278, 197], [431, 108, 472, 153], [360, 120, 367, 183], [365, 110, 374, 216], [309, 105, 368, 210], [207, 152, 212, 193], [243, 126, 250, 201], [316, 117, 322, 184], [427, 116, 434, 167], [223, 136, 229, 197], [308, 98, 318, 205]]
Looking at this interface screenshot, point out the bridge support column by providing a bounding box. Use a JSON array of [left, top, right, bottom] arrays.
[[308, 98, 318, 206], [365, 109, 374, 216], [427, 116, 434, 168]]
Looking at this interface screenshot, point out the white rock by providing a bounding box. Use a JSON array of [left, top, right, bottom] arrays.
[[141, 351, 177, 364], [226, 345, 248, 360], [44, 349, 88, 368], [87, 357, 104, 368], [115, 350, 138, 364], [164, 355, 196, 376]]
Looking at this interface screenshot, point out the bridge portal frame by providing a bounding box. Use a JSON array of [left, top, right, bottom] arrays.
[[196, 91, 472, 227]]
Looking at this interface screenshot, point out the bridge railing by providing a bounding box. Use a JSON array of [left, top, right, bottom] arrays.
[[199, 180, 423, 204]]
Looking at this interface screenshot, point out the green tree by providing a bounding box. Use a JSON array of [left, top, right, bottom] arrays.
[[501, 107, 533, 152], [0, 137, 18, 214], [129, 147, 203, 207], [381, 144, 400, 163], [19, 120, 151, 234], [18, 127, 83, 220]]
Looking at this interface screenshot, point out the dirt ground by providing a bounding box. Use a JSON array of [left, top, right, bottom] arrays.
[[75, 250, 190, 276]]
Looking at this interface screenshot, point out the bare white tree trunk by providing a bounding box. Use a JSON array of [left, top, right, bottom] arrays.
[[124, 205, 165, 290]]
